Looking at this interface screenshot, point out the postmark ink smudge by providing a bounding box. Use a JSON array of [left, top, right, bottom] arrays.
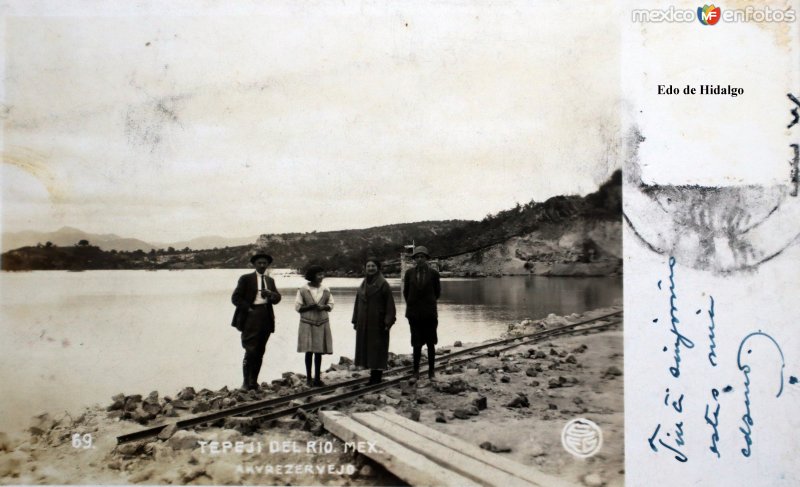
[[623, 127, 800, 273]]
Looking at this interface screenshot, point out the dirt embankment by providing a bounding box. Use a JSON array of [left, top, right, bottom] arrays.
[[439, 220, 622, 277], [0, 307, 623, 487]]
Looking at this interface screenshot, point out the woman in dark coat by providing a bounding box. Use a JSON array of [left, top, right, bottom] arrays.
[[352, 257, 396, 384]]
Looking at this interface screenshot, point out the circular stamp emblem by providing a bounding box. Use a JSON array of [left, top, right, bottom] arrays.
[[561, 418, 603, 458]]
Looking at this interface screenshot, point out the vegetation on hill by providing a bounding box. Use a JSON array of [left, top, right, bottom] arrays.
[[1, 170, 621, 273]]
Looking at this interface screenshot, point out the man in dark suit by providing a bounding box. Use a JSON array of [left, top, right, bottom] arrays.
[[231, 251, 282, 390], [403, 246, 441, 380]]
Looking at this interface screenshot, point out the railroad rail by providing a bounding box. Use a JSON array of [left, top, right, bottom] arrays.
[[117, 309, 622, 445]]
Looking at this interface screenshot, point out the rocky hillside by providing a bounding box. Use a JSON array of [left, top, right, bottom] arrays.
[[1, 171, 621, 275]]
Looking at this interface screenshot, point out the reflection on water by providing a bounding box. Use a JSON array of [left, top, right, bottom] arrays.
[[0, 270, 620, 432]]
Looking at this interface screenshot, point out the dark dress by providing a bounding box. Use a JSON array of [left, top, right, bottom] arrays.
[[352, 273, 397, 370], [403, 264, 441, 347]]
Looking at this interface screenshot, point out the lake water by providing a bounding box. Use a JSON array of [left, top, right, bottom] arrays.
[[0, 269, 621, 432]]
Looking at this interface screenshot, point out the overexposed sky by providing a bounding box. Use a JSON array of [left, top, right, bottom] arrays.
[[1, 0, 621, 242]]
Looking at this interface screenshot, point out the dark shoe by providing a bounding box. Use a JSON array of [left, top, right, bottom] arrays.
[[313, 379, 325, 387], [413, 368, 420, 380], [306, 377, 313, 387], [428, 370, 436, 380], [368, 370, 383, 385]]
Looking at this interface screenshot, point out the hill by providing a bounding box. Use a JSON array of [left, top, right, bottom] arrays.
[[1, 170, 621, 275]]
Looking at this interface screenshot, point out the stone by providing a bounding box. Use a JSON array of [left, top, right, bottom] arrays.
[[435, 411, 447, 423], [572, 344, 589, 354], [157, 423, 179, 441], [405, 408, 421, 422], [605, 366, 623, 377], [525, 368, 538, 377], [108, 393, 126, 411], [385, 388, 403, 400], [107, 410, 124, 420], [116, 442, 143, 456], [502, 364, 520, 373], [167, 430, 202, 450], [548, 403, 558, 410], [29, 413, 56, 436], [487, 349, 500, 357], [339, 356, 354, 366], [479, 441, 511, 453], [472, 396, 488, 411], [454, 341, 463, 347], [142, 402, 162, 416], [452, 408, 473, 420], [146, 391, 159, 402], [191, 401, 211, 414], [434, 378, 470, 394], [583, 473, 605, 487], [565, 354, 578, 364], [500, 375, 511, 383], [178, 387, 196, 401], [550, 348, 559, 356], [506, 394, 530, 408], [0, 432, 12, 453], [535, 351, 547, 359], [171, 400, 192, 409], [548, 378, 562, 389], [359, 464, 376, 477], [132, 406, 155, 424]]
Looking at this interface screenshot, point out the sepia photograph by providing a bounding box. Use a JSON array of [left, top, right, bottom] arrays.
[[1, 1, 623, 485]]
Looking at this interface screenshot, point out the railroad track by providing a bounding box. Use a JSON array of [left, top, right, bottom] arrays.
[[117, 309, 622, 445]]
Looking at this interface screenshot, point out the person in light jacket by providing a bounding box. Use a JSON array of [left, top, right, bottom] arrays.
[[295, 265, 334, 387]]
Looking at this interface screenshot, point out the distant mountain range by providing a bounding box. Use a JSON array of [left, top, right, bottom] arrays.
[[1, 227, 260, 253], [2, 170, 622, 275]]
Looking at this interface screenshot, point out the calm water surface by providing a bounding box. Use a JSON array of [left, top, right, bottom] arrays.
[[0, 269, 621, 432]]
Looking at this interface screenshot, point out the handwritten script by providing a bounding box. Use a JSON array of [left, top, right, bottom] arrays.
[[647, 257, 788, 463]]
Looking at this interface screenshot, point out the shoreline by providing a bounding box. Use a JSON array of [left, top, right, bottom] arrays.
[[0, 306, 623, 486]]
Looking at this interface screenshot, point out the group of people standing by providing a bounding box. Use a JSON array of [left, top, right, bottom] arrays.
[[230, 246, 441, 391]]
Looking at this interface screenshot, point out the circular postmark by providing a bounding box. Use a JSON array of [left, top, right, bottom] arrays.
[[561, 418, 603, 458], [623, 128, 800, 273]]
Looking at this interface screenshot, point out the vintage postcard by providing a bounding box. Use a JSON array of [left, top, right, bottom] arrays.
[[1, 1, 624, 486], [623, 1, 800, 485]]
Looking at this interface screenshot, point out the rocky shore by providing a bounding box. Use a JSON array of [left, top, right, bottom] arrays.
[[0, 307, 623, 486]]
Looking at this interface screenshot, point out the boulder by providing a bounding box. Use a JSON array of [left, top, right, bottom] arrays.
[[435, 411, 447, 423], [454, 341, 463, 347], [167, 430, 202, 450], [506, 394, 530, 408], [472, 396, 488, 411], [452, 408, 473, 420], [479, 441, 511, 453], [157, 423, 179, 441], [526, 368, 538, 377], [177, 387, 196, 401], [107, 394, 126, 411], [500, 375, 511, 383]]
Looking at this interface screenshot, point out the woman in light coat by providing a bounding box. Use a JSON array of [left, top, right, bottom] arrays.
[[295, 265, 333, 387]]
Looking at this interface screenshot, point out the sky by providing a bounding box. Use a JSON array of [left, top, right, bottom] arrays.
[[1, 0, 622, 242]]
